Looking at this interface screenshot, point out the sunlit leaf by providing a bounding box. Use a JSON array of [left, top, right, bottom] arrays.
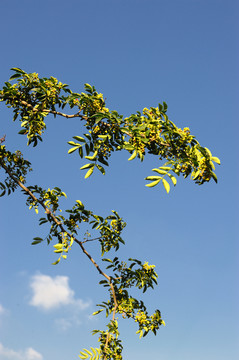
[[68, 146, 80, 154], [145, 176, 161, 181], [145, 179, 160, 188], [85, 151, 97, 160], [128, 150, 137, 161], [80, 163, 94, 170], [167, 173, 177, 186], [73, 136, 86, 143], [152, 168, 168, 175], [162, 178, 170, 193], [85, 166, 94, 179], [211, 156, 221, 165]]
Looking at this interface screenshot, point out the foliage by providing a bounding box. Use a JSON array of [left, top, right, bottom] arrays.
[[0, 68, 220, 359]]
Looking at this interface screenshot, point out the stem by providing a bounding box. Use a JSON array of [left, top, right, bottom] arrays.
[[19, 100, 88, 120]]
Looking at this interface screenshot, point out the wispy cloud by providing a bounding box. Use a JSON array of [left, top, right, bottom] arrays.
[[29, 273, 91, 311], [0, 343, 43, 360], [0, 304, 8, 325], [0, 304, 7, 315]]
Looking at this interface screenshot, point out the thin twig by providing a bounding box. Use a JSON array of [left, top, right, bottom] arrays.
[[0, 157, 119, 359], [19, 100, 87, 119], [0, 158, 113, 286]]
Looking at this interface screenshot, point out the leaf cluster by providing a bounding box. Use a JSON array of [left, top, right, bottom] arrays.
[[0, 68, 220, 359], [0, 68, 220, 193]]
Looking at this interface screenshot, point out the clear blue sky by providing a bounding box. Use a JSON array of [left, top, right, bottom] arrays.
[[0, 0, 238, 359]]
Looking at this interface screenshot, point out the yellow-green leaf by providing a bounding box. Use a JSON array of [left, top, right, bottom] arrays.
[[76, 200, 84, 207], [70, 237, 74, 247], [167, 173, 177, 186], [162, 178, 170, 193], [68, 146, 79, 154], [210, 161, 215, 170], [85, 151, 98, 160], [152, 168, 168, 175], [85, 167, 94, 179], [52, 258, 61, 265], [80, 163, 94, 170], [211, 156, 220, 165], [145, 179, 160, 188], [73, 136, 85, 143], [92, 309, 103, 316], [128, 150, 137, 161], [79, 351, 88, 359], [145, 176, 161, 181], [83, 348, 93, 356], [53, 243, 63, 250]]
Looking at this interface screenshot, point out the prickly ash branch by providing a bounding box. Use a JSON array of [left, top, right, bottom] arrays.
[[0, 156, 118, 358]]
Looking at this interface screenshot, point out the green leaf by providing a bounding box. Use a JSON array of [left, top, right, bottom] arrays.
[[205, 147, 212, 158], [92, 309, 103, 316], [98, 157, 109, 166], [210, 161, 215, 170], [0, 183, 6, 197], [145, 176, 161, 181], [68, 141, 79, 146], [162, 178, 170, 193], [123, 144, 135, 151], [85, 151, 98, 160], [76, 200, 84, 207], [80, 163, 94, 170], [167, 173, 177, 186], [211, 172, 218, 183], [9, 73, 22, 80], [53, 243, 63, 250], [159, 166, 172, 171], [211, 156, 221, 165], [145, 179, 161, 188], [78, 146, 83, 158], [96, 164, 105, 175], [39, 218, 48, 225], [73, 136, 86, 143], [68, 146, 80, 154], [79, 351, 88, 359], [84, 133, 91, 140], [152, 168, 168, 175], [31, 237, 43, 245], [128, 150, 137, 161], [52, 258, 60, 265], [85, 166, 94, 179], [84, 348, 93, 356], [192, 169, 200, 180], [18, 129, 27, 135], [10, 67, 26, 74]]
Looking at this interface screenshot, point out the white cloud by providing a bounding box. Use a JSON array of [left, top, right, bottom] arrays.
[[29, 273, 91, 311], [0, 304, 8, 325], [0, 343, 43, 360], [25, 348, 43, 360], [0, 304, 6, 315]]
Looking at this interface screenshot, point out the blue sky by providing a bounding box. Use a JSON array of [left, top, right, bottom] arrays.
[[0, 0, 238, 359]]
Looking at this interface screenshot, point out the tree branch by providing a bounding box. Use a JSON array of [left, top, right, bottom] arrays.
[[18, 100, 88, 119], [0, 157, 114, 287], [0, 158, 120, 358]]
